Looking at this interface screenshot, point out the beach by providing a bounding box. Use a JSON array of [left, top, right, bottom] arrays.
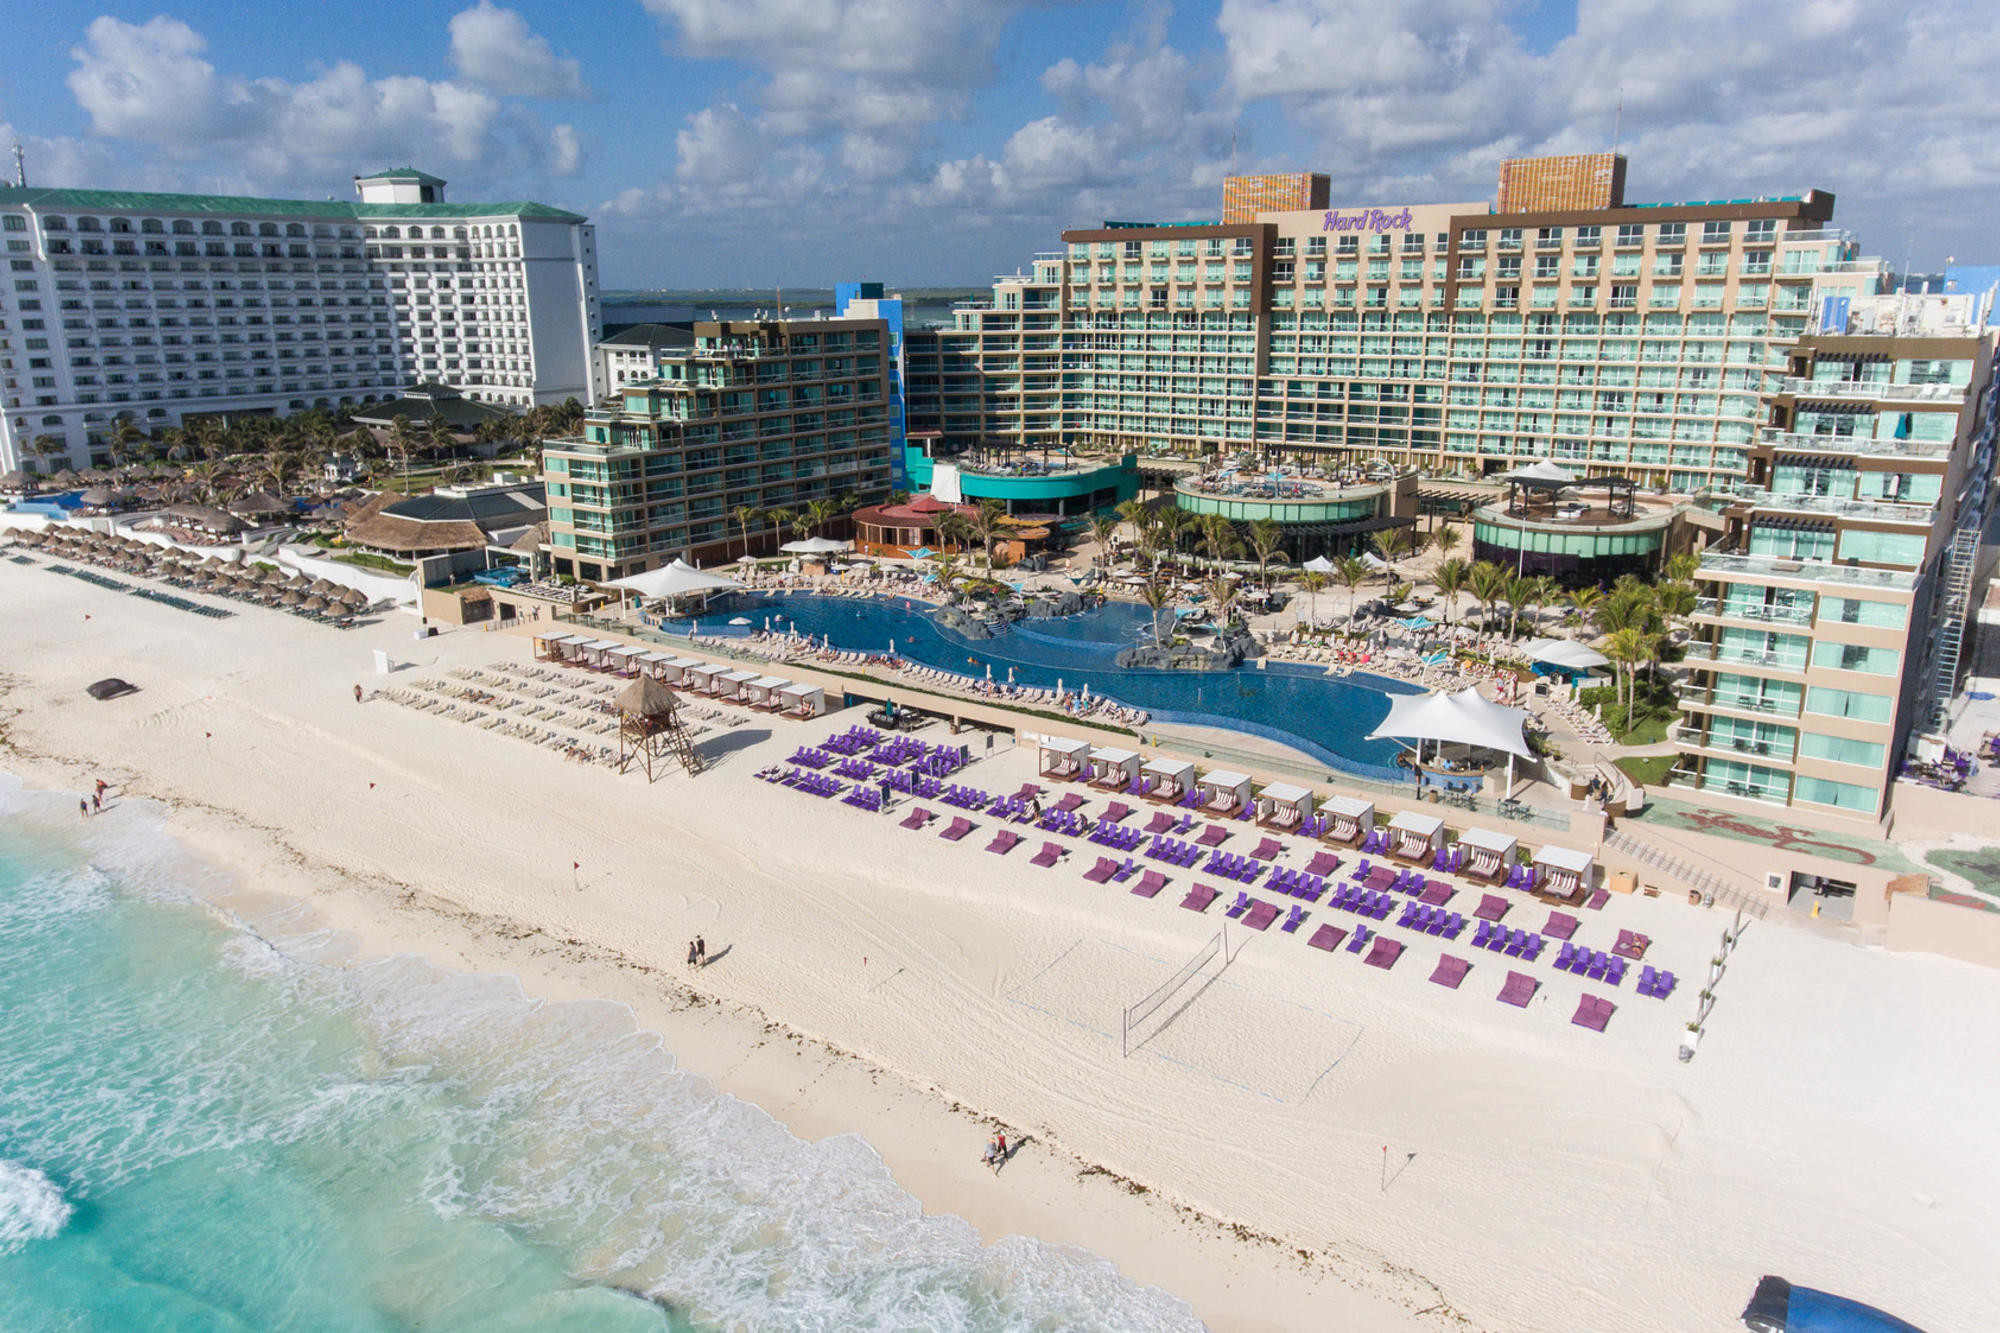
[[5, 559, 1999, 1332]]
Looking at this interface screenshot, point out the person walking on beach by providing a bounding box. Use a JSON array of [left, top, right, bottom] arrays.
[[353, 683, 364, 704], [79, 798, 90, 819], [686, 940, 699, 972], [694, 935, 707, 968], [95, 779, 107, 799], [982, 1131, 1008, 1172], [91, 791, 101, 814]]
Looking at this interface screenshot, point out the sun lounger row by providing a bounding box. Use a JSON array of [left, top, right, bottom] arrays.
[[834, 758, 877, 781], [1398, 902, 1469, 939], [1554, 944, 1626, 985], [1089, 820, 1146, 852], [989, 795, 1034, 823], [1473, 922, 1545, 960], [778, 769, 843, 797], [1331, 885, 1396, 920], [1264, 867, 1325, 901], [789, 746, 834, 769], [1636, 965, 1677, 998], [1037, 808, 1086, 836], [940, 784, 990, 810], [1147, 836, 1204, 868], [842, 785, 883, 813], [1203, 850, 1264, 884], [820, 725, 883, 757]]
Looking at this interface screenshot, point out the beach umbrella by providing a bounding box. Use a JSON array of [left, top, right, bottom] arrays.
[[728, 616, 751, 626], [301, 595, 327, 612], [309, 578, 334, 594], [280, 590, 305, 606], [340, 589, 369, 608]]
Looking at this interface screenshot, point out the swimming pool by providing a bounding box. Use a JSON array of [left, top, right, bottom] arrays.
[[670, 593, 1416, 783]]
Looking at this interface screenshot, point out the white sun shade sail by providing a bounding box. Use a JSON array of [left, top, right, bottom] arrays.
[[607, 557, 743, 600], [1365, 686, 1534, 760]]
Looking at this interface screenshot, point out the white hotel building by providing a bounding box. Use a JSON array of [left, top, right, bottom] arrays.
[[0, 168, 600, 472]]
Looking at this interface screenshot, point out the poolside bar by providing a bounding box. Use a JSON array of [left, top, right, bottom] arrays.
[[1320, 795, 1375, 846], [1533, 844, 1596, 900], [1040, 737, 1091, 780], [1141, 757, 1195, 803], [1089, 747, 1140, 791], [1385, 809, 1445, 863], [1256, 782, 1315, 830], [1198, 770, 1254, 817], [1457, 826, 1519, 884]]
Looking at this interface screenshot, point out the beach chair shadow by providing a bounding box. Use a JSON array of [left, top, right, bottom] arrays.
[[695, 728, 772, 765]]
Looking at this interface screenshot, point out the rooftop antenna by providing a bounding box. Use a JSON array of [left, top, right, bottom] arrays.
[[11, 140, 25, 188]]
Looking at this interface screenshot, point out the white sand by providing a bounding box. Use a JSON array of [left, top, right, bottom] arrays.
[[4, 557, 1998, 1332]]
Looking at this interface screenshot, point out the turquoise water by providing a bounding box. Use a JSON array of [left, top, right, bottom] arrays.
[[0, 780, 1200, 1331], [673, 593, 1417, 781]]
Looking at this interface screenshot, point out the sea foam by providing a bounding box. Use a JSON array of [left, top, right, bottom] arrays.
[[0, 1159, 71, 1253]]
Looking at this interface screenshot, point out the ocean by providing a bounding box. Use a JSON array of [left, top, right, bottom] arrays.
[[0, 777, 1201, 1332]]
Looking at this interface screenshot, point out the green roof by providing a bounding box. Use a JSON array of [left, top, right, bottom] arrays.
[[357, 167, 447, 185], [0, 185, 584, 223]]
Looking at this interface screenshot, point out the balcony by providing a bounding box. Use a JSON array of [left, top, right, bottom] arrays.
[[1779, 377, 1965, 403], [1679, 732, 1798, 765], [1680, 641, 1808, 673], [1740, 490, 1934, 524], [1757, 427, 1951, 460], [1676, 682, 1802, 720], [1693, 597, 1813, 627], [1661, 772, 1791, 805]]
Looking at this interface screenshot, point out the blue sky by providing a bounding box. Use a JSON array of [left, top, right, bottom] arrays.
[[2, 2, 1994, 289]]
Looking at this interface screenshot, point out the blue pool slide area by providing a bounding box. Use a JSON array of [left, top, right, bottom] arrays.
[[663, 592, 1417, 783]]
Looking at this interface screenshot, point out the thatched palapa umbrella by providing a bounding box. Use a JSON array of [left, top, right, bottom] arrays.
[[300, 595, 328, 613], [280, 590, 305, 606]]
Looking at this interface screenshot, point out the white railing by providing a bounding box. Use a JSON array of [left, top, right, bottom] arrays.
[[1780, 377, 1965, 403]]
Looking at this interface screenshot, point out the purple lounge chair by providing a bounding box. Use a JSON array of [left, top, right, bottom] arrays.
[[1585, 888, 1610, 910], [1419, 880, 1454, 906], [1145, 811, 1172, 834], [1307, 923, 1348, 952], [1030, 841, 1063, 868], [1180, 883, 1220, 913], [1197, 823, 1228, 847], [1132, 869, 1168, 898], [1653, 969, 1677, 998], [1243, 899, 1281, 931], [1306, 851, 1341, 878], [1475, 893, 1509, 922], [1429, 954, 1471, 989], [1363, 936, 1404, 970], [986, 829, 1021, 855], [1083, 857, 1116, 884], [898, 807, 931, 831], [1571, 994, 1614, 1032], [940, 816, 974, 842], [1345, 924, 1371, 953], [1054, 792, 1085, 813], [1542, 911, 1580, 941], [1103, 801, 1132, 823], [1281, 904, 1306, 933], [1250, 837, 1283, 862], [1496, 970, 1538, 1007], [1226, 891, 1251, 919]]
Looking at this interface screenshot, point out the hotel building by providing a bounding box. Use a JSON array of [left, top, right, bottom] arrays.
[[1669, 292, 2000, 826], [0, 168, 600, 473], [907, 155, 1873, 499], [541, 317, 892, 580]]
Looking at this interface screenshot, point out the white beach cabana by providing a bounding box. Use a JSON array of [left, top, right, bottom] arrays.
[[1320, 794, 1375, 846], [659, 656, 705, 683], [1385, 809, 1446, 862], [635, 650, 676, 678], [741, 674, 791, 708], [683, 661, 722, 694], [1533, 844, 1597, 899], [605, 644, 646, 673], [714, 668, 759, 700], [1141, 756, 1195, 803], [1088, 746, 1140, 791], [1039, 736, 1091, 780], [532, 630, 589, 661], [1256, 781, 1316, 830], [1457, 826, 1518, 883], [1198, 769, 1254, 816], [778, 682, 825, 718]]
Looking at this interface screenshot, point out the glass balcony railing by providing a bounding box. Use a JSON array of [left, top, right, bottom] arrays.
[[1675, 683, 1801, 718], [1694, 597, 1813, 626], [1780, 377, 1964, 403], [1680, 641, 1808, 671], [1758, 428, 1951, 459]]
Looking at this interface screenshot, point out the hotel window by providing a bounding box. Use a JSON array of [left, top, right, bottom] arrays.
[[1657, 222, 1687, 244], [1536, 227, 1563, 248], [1794, 775, 1878, 813], [1747, 218, 1777, 240], [1497, 228, 1522, 250], [1574, 225, 1601, 247], [1615, 223, 1644, 248], [1702, 220, 1733, 243], [1461, 230, 1486, 248], [1804, 686, 1894, 723], [1810, 641, 1899, 675], [1534, 255, 1559, 278]]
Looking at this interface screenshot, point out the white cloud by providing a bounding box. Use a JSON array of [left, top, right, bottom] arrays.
[[58, 15, 583, 197], [448, 1, 589, 99]]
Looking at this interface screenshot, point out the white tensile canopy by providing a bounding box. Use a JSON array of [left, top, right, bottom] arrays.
[[1366, 687, 1534, 761], [780, 536, 850, 554], [1507, 459, 1578, 484], [607, 557, 743, 601], [1302, 555, 1337, 573], [1521, 637, 1610, 670]]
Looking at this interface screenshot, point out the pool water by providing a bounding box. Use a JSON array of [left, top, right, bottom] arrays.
[[671, 593, 1415, 783]]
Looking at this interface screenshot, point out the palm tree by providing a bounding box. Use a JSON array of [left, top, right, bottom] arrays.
[[1653, 579, 1697, 629], [1468, 560, 1509, 630], [1140, 579, 1174, 647], [1663, 550, 1700, 584], [1433, 522, 1462, 558], [1083, 513, 1119, 567], [732, 504, 762, 561], [765, 508, 794, 552], [804, 498, 837, 537], [1335, 555, 1369, 620], [1602, 626, 1646, 720], [1298, 569, 1330, 629], [1503, 575, 1536, 638], [187, 460, 225, 503], [789, 508, 815, 543], [386, 415, 416, 491], [1205, 574, 1240, 630], [28, 434, 69, 474], [934, 511, 973, 556], [969, 498, 1008, 570], [1196, 512, 1241, 569], [931, 552, 964, 600], [109, 420, 148, 468], [1566, 585, 1604, 633], [425, 414, 456, 465], [1245, 518, 1287, 590], [1431, 557, 1470, 626], [1159, 505, 1195, 564]]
